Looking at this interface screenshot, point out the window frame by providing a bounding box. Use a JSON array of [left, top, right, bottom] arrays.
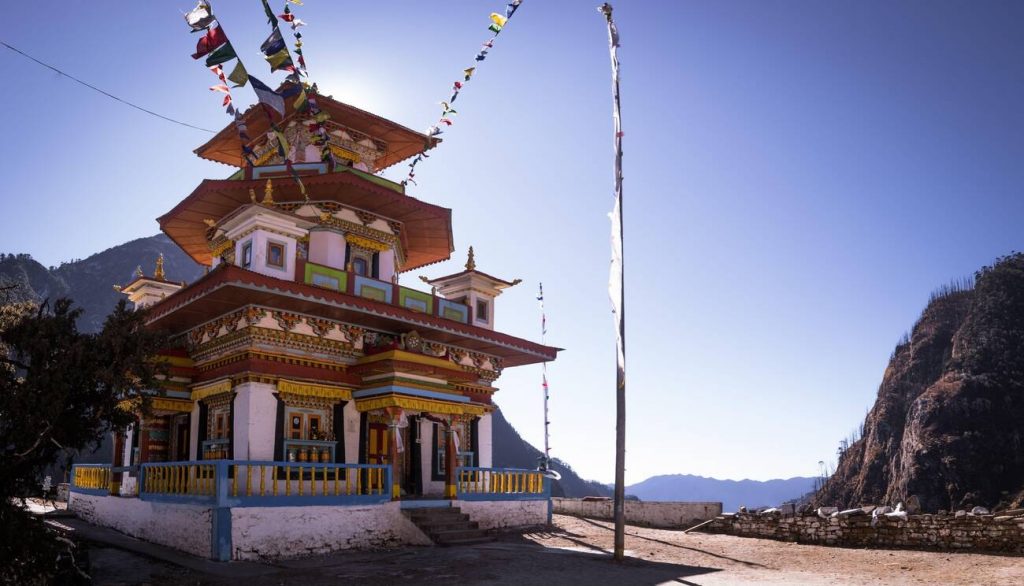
[[475, 298, 490, 324], [266, 240, 287, 270], [240, 240, 253, 269]]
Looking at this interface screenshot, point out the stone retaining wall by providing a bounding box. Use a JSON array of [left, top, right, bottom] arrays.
[[553, 498, 721, 529], [706, 511, 1024, 554]]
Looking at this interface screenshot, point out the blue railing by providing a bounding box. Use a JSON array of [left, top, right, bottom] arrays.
[[455, 467, 550, 501], [139, 460, 391, 507]]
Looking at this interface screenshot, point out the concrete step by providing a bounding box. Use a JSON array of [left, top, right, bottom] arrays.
[[407, 510, 469, 520], [416, 519, 480, 532], [405, 506, 491, 546]]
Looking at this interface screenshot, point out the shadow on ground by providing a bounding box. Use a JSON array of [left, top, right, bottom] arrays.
[[88, 529, 720, 586]]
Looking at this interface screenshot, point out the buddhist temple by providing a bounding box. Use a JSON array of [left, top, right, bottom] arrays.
[[68, 84, 560, 560]]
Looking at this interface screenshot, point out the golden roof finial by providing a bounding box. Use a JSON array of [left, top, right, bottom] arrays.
[[154, 254, 166, 281], [133, 265, 144, 279], [262, 179, 275, 205], [465, 246, 476, 271]]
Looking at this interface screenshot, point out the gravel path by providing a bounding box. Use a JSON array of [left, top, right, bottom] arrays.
[[84, 514, 1024, 585]]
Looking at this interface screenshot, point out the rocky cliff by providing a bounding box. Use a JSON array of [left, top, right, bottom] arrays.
[[817, 253, 1024, 512]]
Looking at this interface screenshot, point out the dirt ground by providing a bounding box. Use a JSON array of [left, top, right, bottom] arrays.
[[84, 514, 1024, 585]]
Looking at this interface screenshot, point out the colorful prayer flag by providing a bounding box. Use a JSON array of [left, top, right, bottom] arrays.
[[264, 48, 293, 71], [184, 1, 215, 32], [260, 0, 278, 25], [227, 60, 248, 87], [249, 76, 285, 116], [204, 42, 237, 67], [260, 28, 286, 56], [490, 13, 508, 27], [192, 25, 227, 59]]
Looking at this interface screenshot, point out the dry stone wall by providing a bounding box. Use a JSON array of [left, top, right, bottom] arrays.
[[706, 510, 1024, 554]]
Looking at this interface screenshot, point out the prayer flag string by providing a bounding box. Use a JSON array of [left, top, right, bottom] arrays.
[[278, 0, 336, 167], [402, 1, 524, 188], [538, 283, 551, 470], [184, 1, 254, 165]]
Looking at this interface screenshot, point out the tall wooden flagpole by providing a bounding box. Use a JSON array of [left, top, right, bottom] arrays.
[[599, 2, 627, 562]]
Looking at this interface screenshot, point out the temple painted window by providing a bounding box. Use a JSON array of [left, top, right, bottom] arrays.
[[266, 240, 286, 269], [241, 240, 253, 268], [286, 409, 327, 440], [282, 399, 335, 462], [475, 299, 489, 324], [203, 397, 232, 460], [352, 256, 368, 276]]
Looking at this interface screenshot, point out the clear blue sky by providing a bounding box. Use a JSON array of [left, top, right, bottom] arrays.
[[3, 1, 1023, 484]]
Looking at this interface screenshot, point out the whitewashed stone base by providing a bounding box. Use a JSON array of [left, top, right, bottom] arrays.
[[69, 493, 212, 558], [552, 498, 722, 529], [459, 500, 549, 530], [231, 502, 431, 560]]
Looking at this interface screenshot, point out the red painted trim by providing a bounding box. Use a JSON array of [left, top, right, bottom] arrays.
[[146, 265, 559, 364]]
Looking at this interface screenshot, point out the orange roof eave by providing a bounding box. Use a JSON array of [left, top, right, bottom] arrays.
[[194, 93, 440, 171], [157, 172, 454, 271]]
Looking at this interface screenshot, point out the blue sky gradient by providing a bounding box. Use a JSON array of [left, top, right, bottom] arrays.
[[2, 1, 1023, 483]]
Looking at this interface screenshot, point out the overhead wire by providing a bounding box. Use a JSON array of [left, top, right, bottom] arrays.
[[1, 39, 215, 133]]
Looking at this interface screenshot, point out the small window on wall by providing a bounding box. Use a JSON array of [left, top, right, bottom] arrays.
[[212, 409, 230, 439], [241, 241, 253, 268], [475, 299, 489, 324], [352, 257, 368, 276], [287, 409, 327, 440], [267, 241, 286, 269]]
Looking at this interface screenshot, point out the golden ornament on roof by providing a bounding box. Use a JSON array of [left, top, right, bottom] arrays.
[[262, 179, 275, 205], [155, 254, 166, 280], [465, 246, 476, 271]]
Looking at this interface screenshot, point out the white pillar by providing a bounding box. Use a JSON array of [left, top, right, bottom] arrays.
[[478, 413, 493, 468], [344, 402, 360, 464], [232, 382, 278, 461]]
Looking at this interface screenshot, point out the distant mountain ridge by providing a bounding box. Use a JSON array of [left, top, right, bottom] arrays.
[[0, 235, 612, 497], [627, 474, 816, 512], [0, 234, 204, 333]]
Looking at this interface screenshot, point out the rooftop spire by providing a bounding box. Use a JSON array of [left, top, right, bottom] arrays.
[[262, 179, 275, 205], [465, 246, 476, 271], [155, 254, 166, 281]]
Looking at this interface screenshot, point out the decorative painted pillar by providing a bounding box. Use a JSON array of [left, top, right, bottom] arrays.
[[139, 416, 169, 463], [385, 407, 402, 499], [445, 419, 456, 499]]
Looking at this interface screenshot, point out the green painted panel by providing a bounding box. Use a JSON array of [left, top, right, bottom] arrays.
[[359, 285, 388, 302], [305, 263, 348, 292], [399, 287, 434, 314]]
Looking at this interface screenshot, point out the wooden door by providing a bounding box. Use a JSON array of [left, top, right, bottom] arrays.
[[367, 422, 389, 464]]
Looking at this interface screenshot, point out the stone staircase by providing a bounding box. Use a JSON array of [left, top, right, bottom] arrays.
[[404, 506, 493, 546]]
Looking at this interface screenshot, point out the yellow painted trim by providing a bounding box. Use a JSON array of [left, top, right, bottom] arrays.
[[356, 350, 456, 371], [191, 379, 232, 402], [156, 355, 195, 368], [277, 379, 353, 400], [345, 233, 391, 252], [354, 394, 487, 416], [151, 397, 194, 413]]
